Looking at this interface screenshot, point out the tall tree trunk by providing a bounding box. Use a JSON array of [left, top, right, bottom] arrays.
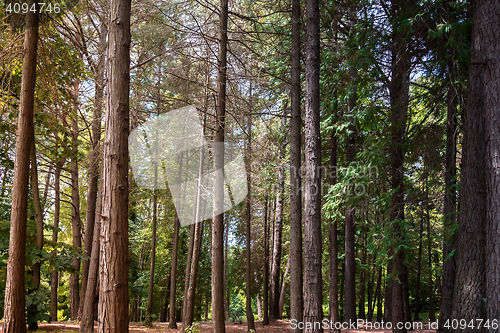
[[160, 275, 171, 322], [2, 3, 39, 332], [79, 23, 106, 319], [329, 128, 339, 331], [344, 34, 357, 324], [427, 184, 435, 322], [80, 183, 103, 333], [147, 184, 158, 323], [212, 0, 229, 331], [279, 257, 291, 318], [27, 139, 43, 329], [136, 242, 147, 322], [290, 0, 304, 329], [245, 102, 256, 330], [70, 101, 82, 320], [389, 0, 411, 331], [169, 214, 181, 328], [438, 57, 458, 332], [182, 224, 196, 328], [51, 152, 65, 322], [169, 151, 184, 329], [358, 230, 366, 320], [451, 0, 487, 324], [414, 212, 424, 321], [263, 194, 270, 325], [304, 0, 324, 331], [98, 0, 131, 329], [376, 266, 382, 322], [270, 114, 285, 320], [482, 0, 500, 329]]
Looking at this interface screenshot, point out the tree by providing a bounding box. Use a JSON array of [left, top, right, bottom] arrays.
[[290, 0, 304, 329], [212, 0, 229, 331], [97, 0, 132, 329], [303, 0, 324, 331], [2, 2, 39, 332]]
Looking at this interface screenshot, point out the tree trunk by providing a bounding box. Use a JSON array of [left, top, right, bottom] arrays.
[[27, 139, 43, 329], [329, 129, 339, 331], [169, 213, 181, 328], [169, 151, 184, 329], [482, 0, 500, 329], [182, 224, 196, 329], [304, 0, 324, 331], [270, 114, 285, 320], [79, 23, 106, 320], [414, 212, 424, 321], [147, 185, 158, 323], [344, 38, 357, 324], [358, 230, 366, 320], [2, 3, 39, 332], [376, 266, 382, 322], [244, 104, 256, 330], [212, 0, 229, 331], [279, 257, 291, 318], [427, 186, 435, 322], [389, 0, 411, 331], [263, 194, 270, 325], [80, 182, 103, 333], [290, 0, 304, 329], [70, 103, 82, 320], [160, 275, 171, 322], [51, 153, 65, 322], [98, 0, 131, 329]]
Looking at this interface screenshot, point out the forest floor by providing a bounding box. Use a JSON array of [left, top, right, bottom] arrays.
[[25, 319, 437, 333]]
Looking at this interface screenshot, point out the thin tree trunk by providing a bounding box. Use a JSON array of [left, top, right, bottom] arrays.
[[98, 0, 131, 328], [212, 0, 229, 331], [79, 23, 106, 320], [304, 0, 324, 331], [290, 0, 304, 330], [51, 153, 65, 322], [427, 179, 435, 322], [329, 128, 339, 331], [358, 229, 366, 320], [344, 20, 357, 320], [147, 180, 158, 323], [438, 57, 458, 332], [376, 266, 382, 322], [182, 224, 196, 328], [279, 257, 291, 318], [70, 102, 82, 320], [256, 292, 263, 321], [2, 3, 39, 332], [160, 275, 171, 322], [80, 182, 103, 333], [270, 112, 286, 320], [27, 139, 43, 329], [263, 194, 270, 325], [414, 212, 424, 321], [245, 101, 256, 330], [169, 150, 185, 329]]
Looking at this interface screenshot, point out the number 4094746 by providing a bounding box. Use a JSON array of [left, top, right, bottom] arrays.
[[5, 2, 61, 14]]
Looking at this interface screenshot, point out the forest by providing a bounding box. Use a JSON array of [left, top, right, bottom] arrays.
[[0, 0, 499, 332]]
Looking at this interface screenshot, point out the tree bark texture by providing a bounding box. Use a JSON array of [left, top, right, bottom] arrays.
[[98, 0, 131, 329], [290, 0, 304, 329], [2, 4, 39, 332], [212, 0, 228, 331], [303, 0, 324, 331]]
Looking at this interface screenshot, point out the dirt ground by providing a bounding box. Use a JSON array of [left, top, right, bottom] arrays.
[[27, 320, 437, 333]]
